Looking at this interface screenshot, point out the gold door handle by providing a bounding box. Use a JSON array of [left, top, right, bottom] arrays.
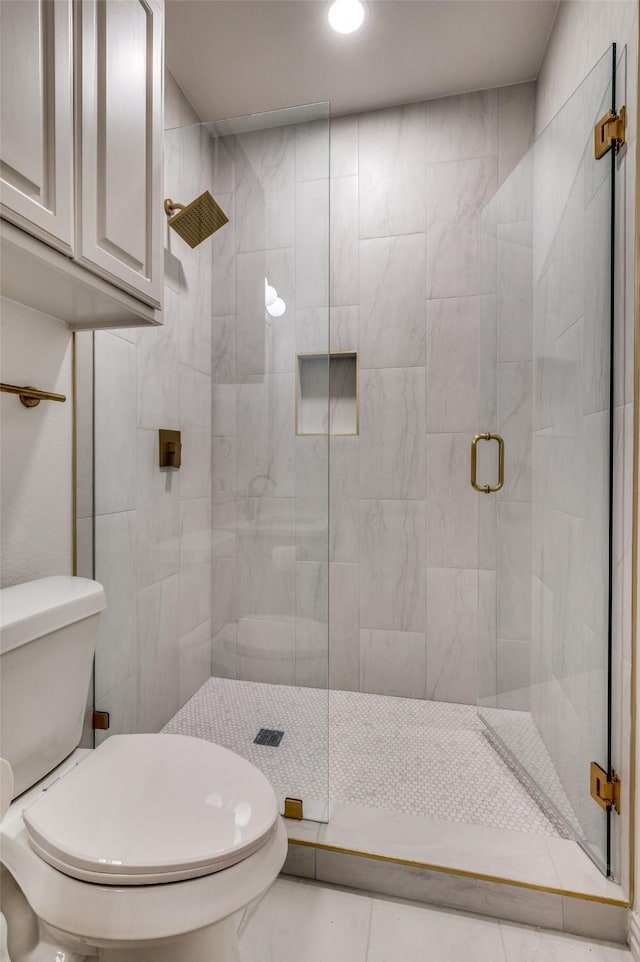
[[470, 433, 504, 494]]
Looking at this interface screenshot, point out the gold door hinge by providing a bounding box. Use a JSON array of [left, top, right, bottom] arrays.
[[594, 106, 626, 159], [590, 762, 621, 813], [92, 711, 110, 731], [283, 797, 304, 820]]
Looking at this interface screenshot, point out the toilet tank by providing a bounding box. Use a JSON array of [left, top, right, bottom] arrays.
[[0, 576, 106, 798]]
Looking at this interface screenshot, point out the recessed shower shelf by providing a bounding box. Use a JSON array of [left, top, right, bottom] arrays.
[[296, 351, 359, 437]]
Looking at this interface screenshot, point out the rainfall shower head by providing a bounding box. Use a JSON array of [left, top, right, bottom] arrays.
[[164, 191, 229, 248]]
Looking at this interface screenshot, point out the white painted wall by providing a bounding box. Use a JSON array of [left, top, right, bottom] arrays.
[[0, 297, 73, 587]]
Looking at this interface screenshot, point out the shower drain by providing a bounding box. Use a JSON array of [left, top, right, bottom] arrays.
[[254, 728, 284, 747]]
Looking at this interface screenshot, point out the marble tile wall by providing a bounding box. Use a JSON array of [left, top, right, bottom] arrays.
[[88, 71, 215, 739], [211, 84, 536, 705]]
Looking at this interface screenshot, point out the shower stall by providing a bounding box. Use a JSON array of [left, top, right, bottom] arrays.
[[78, 40, 633, 909]]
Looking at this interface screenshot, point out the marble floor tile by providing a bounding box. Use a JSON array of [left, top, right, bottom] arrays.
[[236, 879, 630, 962], [499, 921, 629, 961], [367, 898, 507, 962], [239, 877, 371, 962]]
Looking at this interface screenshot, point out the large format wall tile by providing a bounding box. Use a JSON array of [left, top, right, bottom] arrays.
[[179, 498, 212, 637], [95, 511, 137, 701], [95, 333, 137, 515], [497, 82, 535, 186], [426, 567, 478, 705], [236, 617, 295, 685], [212, 383, 237, 437], [235, 125, 295, 252], [136, 428, 180, 588], [426, 434, 478, 569], [329, 562, 359, 691], [94, 675, 137, 747], [360, 499, 426, 632], [236, 374, 295, 498], [179, 618, 212, 705], [359, 367, 425, 500], [211, 435, 237, 505], [426, 156, 497, 299], [211, 314, 237, 384], [329, 436, 359, 563], [359, 102, 426, 238], [237, 498, 295, 622], [426, 296, 480, 434], [295, 561, 329, 688], [496, 501, 531, 642], [212, 192, 237, 315], [296, 118, 330, 182], [359, 234, 426, 369], [236, 249, 268, 377], [497, 362, 532, 502], [296, 178, 329, 309], [330, 115, 358, 178], [211, 555, 237, 637], [137, 575, 180, 732], [478, 568, 497, 704], [426, 89, 498, 164], [330, 175, 359, 307], [496, 638, 531, 710], [582, 410, 609, 640], [360, 628, 426, 699], [181, 245, 212, 374], [179, 365, 212, 501], [330, 305, 358, 352], [137, 286, 180, 430], [295, 495, 329, 563], [497, 237, 533, 364]]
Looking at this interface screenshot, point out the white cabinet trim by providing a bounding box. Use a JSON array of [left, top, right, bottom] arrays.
[[0, 0, 74, 254], [75, 0, 163, 308]]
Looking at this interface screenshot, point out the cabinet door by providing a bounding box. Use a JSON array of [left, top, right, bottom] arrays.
[[0, 0, 74, 253], [76, 0, 163, 308]]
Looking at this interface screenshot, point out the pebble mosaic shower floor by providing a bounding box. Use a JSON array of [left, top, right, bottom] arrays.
[[164, 678, 565, 838]]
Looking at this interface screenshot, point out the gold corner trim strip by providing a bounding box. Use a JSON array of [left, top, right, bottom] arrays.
[[285, 837, 629, 907], [71, 332, 77, 578], [628, 8, 640, 911]]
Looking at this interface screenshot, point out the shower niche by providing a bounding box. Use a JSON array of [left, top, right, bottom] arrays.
[[296, 351, 359, 436]]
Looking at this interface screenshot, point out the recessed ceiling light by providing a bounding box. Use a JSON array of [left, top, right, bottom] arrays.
[[328, 0, 365, 34]]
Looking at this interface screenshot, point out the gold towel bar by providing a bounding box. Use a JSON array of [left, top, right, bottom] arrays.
[[0, 382, 67, 408]]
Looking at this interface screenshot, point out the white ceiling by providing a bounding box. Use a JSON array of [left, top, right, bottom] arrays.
[[165, 0, 559, 123]]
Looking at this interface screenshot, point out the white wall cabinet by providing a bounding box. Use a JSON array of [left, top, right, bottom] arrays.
[[0, 0, 74, 254], [76, 0, 163, 308], [0, 0, 164, 325]]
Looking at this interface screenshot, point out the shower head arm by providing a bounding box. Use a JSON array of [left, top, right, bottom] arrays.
[[164, 198, 186, 216]]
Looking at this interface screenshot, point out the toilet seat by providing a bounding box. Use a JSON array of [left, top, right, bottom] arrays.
[[22, 733, 279, 885]]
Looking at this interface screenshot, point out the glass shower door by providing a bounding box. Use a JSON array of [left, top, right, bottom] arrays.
[[477, 47, 618, 873], [207, 103, 331, 823]]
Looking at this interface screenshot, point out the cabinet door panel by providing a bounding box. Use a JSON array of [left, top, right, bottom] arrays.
[[0, 0, 74, 252], [77, 0, 163, 308]]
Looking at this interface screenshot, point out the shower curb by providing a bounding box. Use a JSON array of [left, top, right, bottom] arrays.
[[281, 838, 629, 944]]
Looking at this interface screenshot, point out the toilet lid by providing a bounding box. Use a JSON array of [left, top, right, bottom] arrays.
[[22, 734, 280, 885]]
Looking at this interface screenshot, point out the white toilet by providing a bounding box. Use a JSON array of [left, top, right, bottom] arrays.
[[0, 576, 287, 961]]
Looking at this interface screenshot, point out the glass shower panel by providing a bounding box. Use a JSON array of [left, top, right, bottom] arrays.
[[478, 48, 616, 873], [206, 104, 331, 823], [92, 102, 329, 819]]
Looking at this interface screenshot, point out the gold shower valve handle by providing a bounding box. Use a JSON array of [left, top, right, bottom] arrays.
[[470, 432, 504, 494]]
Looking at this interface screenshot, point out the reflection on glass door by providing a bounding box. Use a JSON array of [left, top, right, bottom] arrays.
[[477, 46, 619, 874]]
